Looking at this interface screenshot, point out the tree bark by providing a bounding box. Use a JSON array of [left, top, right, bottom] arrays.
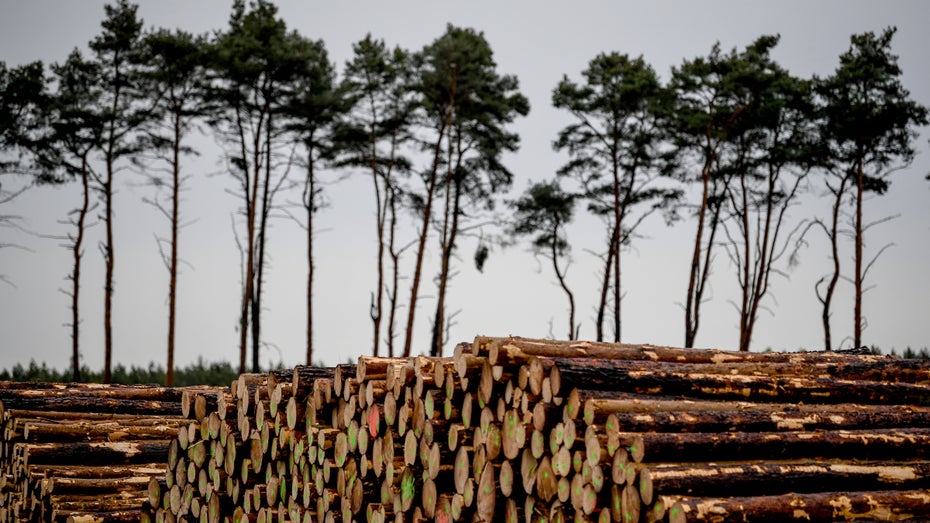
[[650, 461, 930, 498], [402, 116, 447, 357], [854, 155, 864, 349], [166, 108, 181, 387], [627, 428, 930, 463], [71, 154, 91, 383], [665, 490, 930, 523]]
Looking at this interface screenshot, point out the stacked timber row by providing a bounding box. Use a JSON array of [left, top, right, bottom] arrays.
[[472, 337, 930, 522], [143, 367, 338, 522], [0, 382, 226, 523]]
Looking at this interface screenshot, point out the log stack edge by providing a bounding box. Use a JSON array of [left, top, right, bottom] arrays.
[[2, 336, 930, 523]]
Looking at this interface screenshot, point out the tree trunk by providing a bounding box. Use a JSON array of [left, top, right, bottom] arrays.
[[821, 177, 847, 352], [402, 118, 447, 357], [595, 226, 615, 343], [237, 107, 261, 375], [854, 155, 864, 349], [166, 110, 181, 387], [252, 116, 275, 373], [386, 185, 400, 358], [305, 146, 316, 366], [551, 220, 575, 341], [369, 104, 384, 358], [71, 155, 90, 383], [103, 162, 114, 384], [430, 138, 463, 358], [684, 154, 711, 349]]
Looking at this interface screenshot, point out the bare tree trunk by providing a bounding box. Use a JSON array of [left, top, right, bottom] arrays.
[[684, 160, 711, 349], [551, 219, 575, 341], [612, 156, 622, 344], [368, 100, 385, 357], [819, 176, 848, 352], [430, 129, 462, 358], [854, 156, 864, 350], [402, 120, 447, 357], [737, 172, 751, 352], [595, 226, 615, 343], [304, 146, 316, 366], [430, 174, 462, 358], [252, 119, 275, 373], [71, 156, 91, 383], [166, 112, 181, 386], [238, 110, 263, 375], [386, 185, 400, 358], [103, 159, 115, 384]]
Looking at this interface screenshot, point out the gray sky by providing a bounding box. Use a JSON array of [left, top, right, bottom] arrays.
[[1, 1, 929, 372]]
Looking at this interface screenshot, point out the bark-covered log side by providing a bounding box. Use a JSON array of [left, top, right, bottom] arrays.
[[649, 461, 930, 498], [22, 441, 171, 466], [664, 489, 930, 522], [1, 397, 182, 415], [602, 408, 930, 433], [475, 336, 889, 365], [630, 429, 930, 463], [546, 358, 930, 405]]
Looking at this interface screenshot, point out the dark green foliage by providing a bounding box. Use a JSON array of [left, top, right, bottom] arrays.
[[511, 180, 576, 256], [814, 27, 928, 350], [0, 60, 50, 175], [554, 51, 681, 342], [510, 180, 578, 339], [0, 357, 247, 386]]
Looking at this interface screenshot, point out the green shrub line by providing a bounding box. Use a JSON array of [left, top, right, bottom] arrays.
[[0, 357, 253, 386]]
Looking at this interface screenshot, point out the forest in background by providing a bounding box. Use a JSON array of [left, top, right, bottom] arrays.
[[1, 1, 927, 385]]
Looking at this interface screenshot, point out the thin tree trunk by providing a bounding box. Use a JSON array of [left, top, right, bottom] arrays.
[[71, 156, 91, 383], [368, 98, 384, 358], [166, 111, 181, 386], [737, 169, 751, 352], [595, 227, 615, 343], [551, 219, 575, 340], [684, 159, 711, 349], [239, 108, 263, 375], [430, 130, 461, 358], [386, 184, 400, 358], [431, 174, 462, 358], [612, 156, 622, 344], [402, 120, 447, 357], [103, 159, 115, 384], [613, 221, 622, 343], [821, 177, 847, 352], [854, 155, 864, 350], [305, 146, 316, 366], [252, 117, 274, 373]]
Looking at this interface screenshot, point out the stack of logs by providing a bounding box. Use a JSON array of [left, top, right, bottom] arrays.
[[3, 336, 929, 522], [147, 336, 930, 523], [0, 382, 225, 522]]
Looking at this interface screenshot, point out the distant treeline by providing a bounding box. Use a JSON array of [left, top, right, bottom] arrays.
[[0, 357, 243, 386], [1, 347, 927, 385]]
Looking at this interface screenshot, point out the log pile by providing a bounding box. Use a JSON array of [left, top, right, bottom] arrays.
[[0, 382, 225, 522], [146, 336, 930, 522], [4, 335, 929, 522]]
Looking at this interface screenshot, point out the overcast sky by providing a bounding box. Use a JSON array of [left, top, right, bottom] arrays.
[[1, 1, 929, 372]]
